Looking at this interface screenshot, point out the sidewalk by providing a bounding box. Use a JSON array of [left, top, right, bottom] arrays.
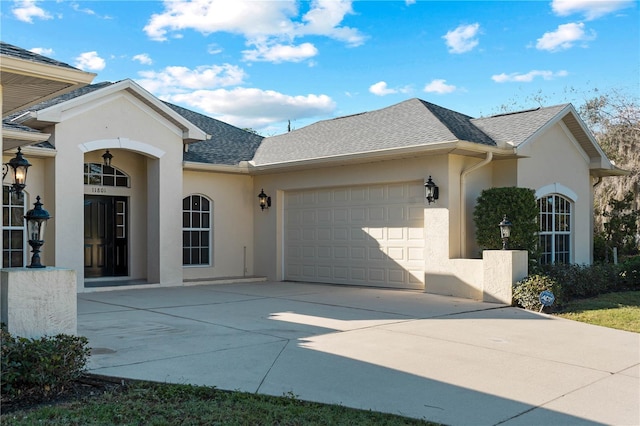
[[78, 281, 640, 425]]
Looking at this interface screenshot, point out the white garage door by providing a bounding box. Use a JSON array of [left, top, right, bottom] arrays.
[[285, 182, 425, 289]]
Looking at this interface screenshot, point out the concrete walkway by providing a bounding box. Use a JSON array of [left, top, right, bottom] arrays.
[[78, 281, 640, 426]]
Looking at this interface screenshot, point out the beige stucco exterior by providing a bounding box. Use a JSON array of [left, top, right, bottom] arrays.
[[2, 74, 622, 301]]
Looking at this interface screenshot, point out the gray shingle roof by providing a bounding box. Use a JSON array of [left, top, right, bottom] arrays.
[[252, 98, 496, 166], [164, 103, 264, 166], [471, 104, 570, 146], [1, 41, 80, 70]]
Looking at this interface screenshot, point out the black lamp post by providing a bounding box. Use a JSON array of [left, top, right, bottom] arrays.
[[499, 215, 512, 250], [24, 196, 51, 268], [258, 189, 271, 210], [2, 147, 31, 196], [424, 176, 439, 204]]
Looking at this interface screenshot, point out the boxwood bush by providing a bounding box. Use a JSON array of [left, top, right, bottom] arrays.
[[513, 274, 559, 310], [1, 327, 90, 403]]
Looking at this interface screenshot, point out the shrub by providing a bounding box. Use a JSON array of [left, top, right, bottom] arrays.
[[512, 274, 559, 310], [619, 256, 640, 290], [1, 327, 90, 403], [543, 263, 619, 303]]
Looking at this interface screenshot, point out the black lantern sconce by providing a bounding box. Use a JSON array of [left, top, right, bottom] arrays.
[[424, 176, 439, 205], [102, 150, 113, 167], [2, 147, 31, 196], [258, 189, 271, 211], [24, 196, 51, 268], [499, 215, 513, 250]]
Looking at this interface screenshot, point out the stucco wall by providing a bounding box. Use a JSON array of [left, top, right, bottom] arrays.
[[253, 154, 449, 282], [48, 92, 186, 291], [517, 123, 593, 264], [183, 170, 254, 280]]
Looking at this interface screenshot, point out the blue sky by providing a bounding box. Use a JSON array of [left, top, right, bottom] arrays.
[[2, 0, 638, 135]]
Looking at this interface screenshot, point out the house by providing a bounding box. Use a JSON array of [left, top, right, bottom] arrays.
[[1, 42, 624, 302]]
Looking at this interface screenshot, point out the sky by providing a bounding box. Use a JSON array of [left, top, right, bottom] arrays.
[[2, 0, 639, 135]]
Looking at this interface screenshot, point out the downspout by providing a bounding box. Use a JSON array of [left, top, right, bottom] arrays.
[[460, 152, 493, 257]]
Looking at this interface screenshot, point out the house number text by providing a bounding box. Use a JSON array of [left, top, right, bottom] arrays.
[[91, 187, 108, 193]]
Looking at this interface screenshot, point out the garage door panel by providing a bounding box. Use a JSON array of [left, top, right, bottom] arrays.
[[285, 182, 425, 289]]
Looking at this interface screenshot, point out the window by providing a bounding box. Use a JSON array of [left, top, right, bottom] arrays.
[[3, 186, 25, 267], [84, 163, 130, 187], [182, 195, 212, 266], [538, 194, 572, 265]]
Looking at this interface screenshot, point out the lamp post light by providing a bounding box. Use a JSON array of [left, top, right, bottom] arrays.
[[499, 215, 513, 250], [424, 176, 439, 205], [258, 189, 271, 210], [24, 196, 51, 268], [2, 147, 31, 196], [102, 150, 113, 167]]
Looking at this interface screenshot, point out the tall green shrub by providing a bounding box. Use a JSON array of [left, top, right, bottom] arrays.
[[473, 187, 538, 261]]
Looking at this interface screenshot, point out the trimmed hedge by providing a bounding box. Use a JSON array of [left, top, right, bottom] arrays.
[[513, 257, 640, 310], [1, 327, 90, 403]]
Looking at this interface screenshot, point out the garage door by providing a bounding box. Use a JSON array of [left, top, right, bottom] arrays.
[[285, 182, 425, 289]]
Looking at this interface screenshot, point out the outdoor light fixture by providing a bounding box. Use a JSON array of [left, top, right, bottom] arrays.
[[499, 215, 513, 250], [24, 196, 51, 268], [424, 176, 439, 204], [258, 189, 271, 210], [2, 147, 31, 196], [102, 150, 113, 167]]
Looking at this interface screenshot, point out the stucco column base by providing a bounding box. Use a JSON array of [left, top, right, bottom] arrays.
[[1, 268, 77, 338], [482, 250, 528, 304]]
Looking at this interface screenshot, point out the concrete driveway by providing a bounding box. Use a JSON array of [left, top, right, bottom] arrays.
[[78, 281, 639, 426]]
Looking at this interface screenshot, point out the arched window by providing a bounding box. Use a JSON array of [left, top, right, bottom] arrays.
[[84, 163, 130, 187], [2, 186, 25, 267], [538, 194, 572, 264], [183, 195, 212, 266]]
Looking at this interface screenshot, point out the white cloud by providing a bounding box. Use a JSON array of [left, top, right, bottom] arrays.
[[137, 64, 246, 94], [143, 0, 365, 63], [207, 44, 223, 55], [405, 0, 416, 5], [369, 81, 411, 96], [167, 87, 336, 129], [12, 0, 52, 23], [551, 0, 635, 20], [443, 23, 480, 54], [74, 51, 106, 71], [132, 53, 153, 65], [30, 47, 54, 56], [536, 22, 596, 51], [243, 42, 318, 63], [491, 70, 569, 83], [424, 79, 456, 94]]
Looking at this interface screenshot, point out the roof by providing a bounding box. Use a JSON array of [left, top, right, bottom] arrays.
[[166, 103, 263, 166], [4, 80, 262, 165], [1, 41, 79, 70], [252, 98, 496, 166], [471, 104, 570, 146]]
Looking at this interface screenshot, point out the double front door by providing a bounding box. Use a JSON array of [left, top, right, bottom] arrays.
[[84, 196, 128, 278]]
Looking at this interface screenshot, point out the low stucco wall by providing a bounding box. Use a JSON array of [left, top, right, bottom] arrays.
[[1, 268, 77, 338]]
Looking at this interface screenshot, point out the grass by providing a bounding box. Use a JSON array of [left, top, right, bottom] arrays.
[[1, 380, 438, 426], [554, 291, 640, 333]]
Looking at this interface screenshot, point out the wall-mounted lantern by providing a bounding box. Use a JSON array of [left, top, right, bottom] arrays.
[[258, 189, 271, 210], [24, 196, 51, 268], [2, 147, 31, 196], [102, 150, 113, 167], [424, 176, 439, 205], [499, 215, 513, 250]]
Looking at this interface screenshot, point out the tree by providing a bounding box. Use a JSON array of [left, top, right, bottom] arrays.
[[601, 191, 639, 257]]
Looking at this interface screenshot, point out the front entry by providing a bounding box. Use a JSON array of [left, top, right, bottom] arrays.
[[84, 196, 128, 278]]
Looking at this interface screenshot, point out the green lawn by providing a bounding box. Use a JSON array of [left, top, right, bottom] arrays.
[[2, 381, 437, 426], [554, 291, 640, 333]]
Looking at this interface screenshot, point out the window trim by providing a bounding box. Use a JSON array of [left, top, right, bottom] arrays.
[[2, 186, 26, 268], [83, 162, 130, 188], [182, 194, 213, 267], [538, 193, 573, 265]]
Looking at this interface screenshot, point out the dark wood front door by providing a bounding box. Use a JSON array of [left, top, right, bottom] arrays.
[[84, 196, 128, 278]]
